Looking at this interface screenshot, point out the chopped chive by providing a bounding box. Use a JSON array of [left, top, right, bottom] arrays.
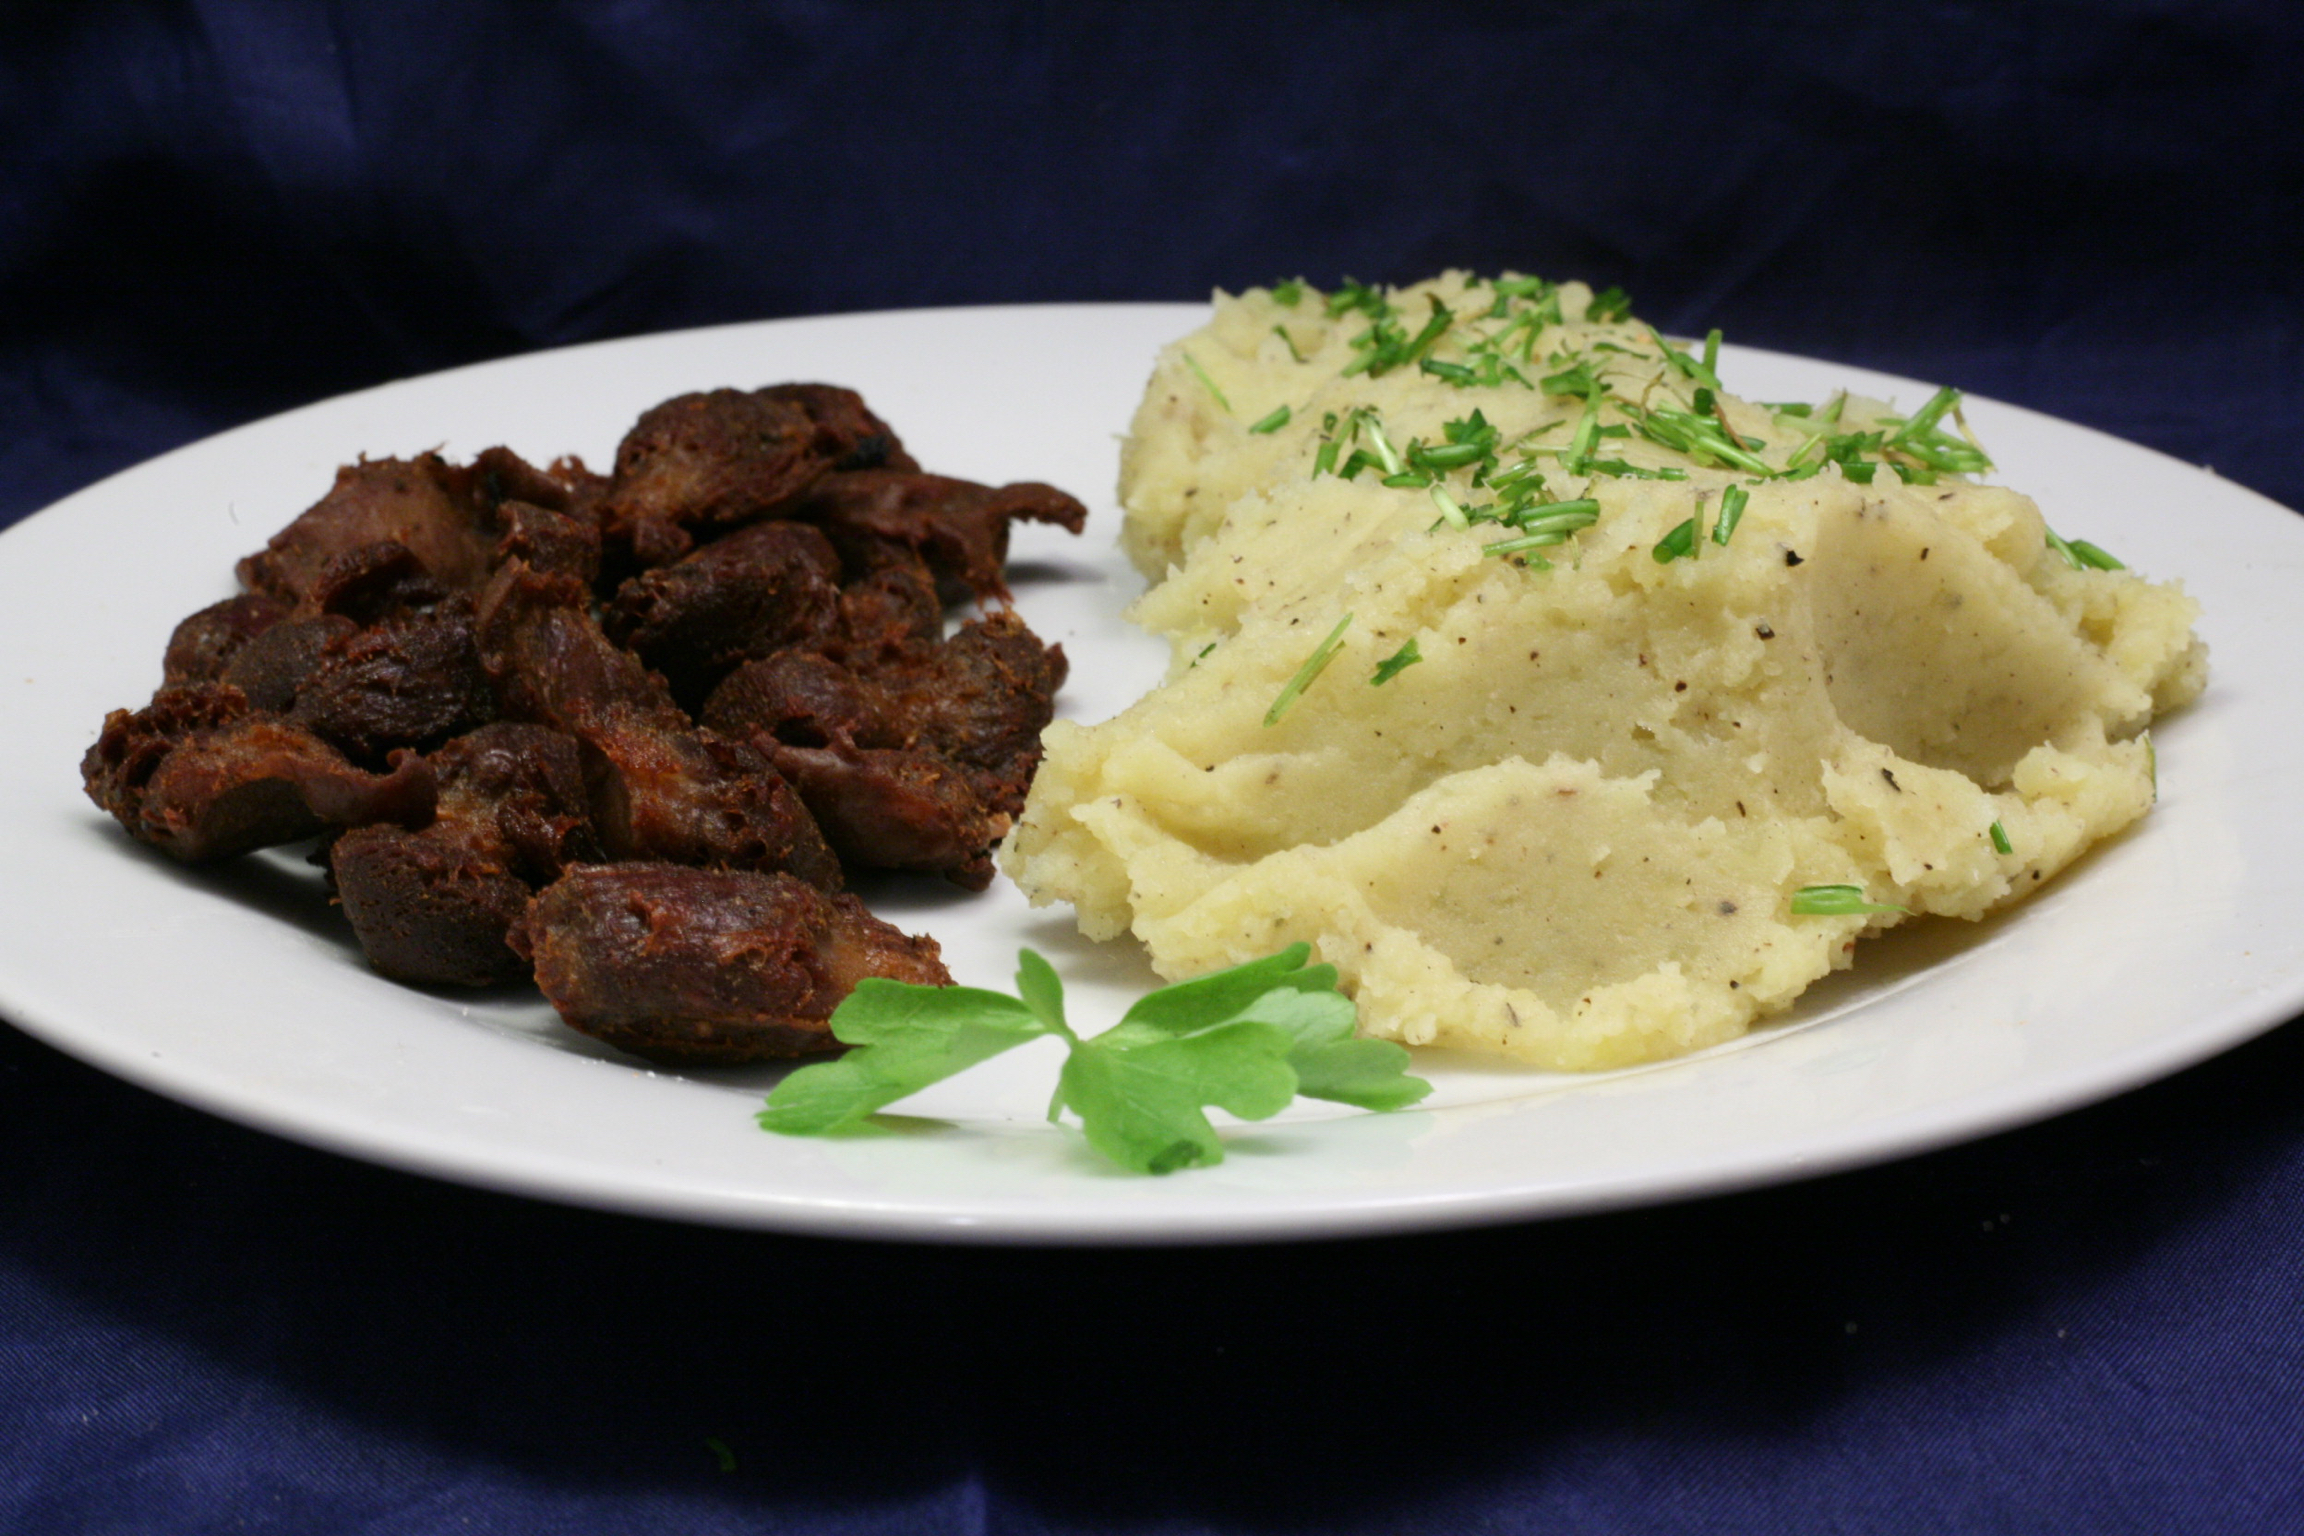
[[1768, 402, 1815, 418], [1789, 883, 1909, 916], [1583, 459, 1689, 481], [1272, 325, 1308, 364], [1586, 285, 1633, 323], [1264, 614, 1353, 726], [1989, 820, 2013, 855], [1270, 278, 1306, 307], [1420, 357, 1476, 383], [1649, 328, 1725, 393], [1181, 352, 1231, 414], [1481, 534, 1559, 564], [1652, 517, 1699, 562], [1563, 398, 1601, 476], [1711, 483, 1749, 546], [1702, 327, 1722, 376], [1311, 439, 1340, 477], [1370, 638, 1422, 685], [2043, 528, 2121, 570], [1429, 485, 1470, 527], [1190, 641, 1217, 667], [1361, 416, 1403, 476], [1249, 404, 1292, 435]]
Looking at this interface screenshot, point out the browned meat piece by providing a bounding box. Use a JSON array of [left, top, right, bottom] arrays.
[[580, 721, 842, 890], [794, 470, 1086, 605], [763, 742, 1004, 889], [883, 609, 1069, 811], [470, 445, 589, 514], [699, 610, 1061, 885], [329, 723, 599, 986], [599, 386, 903, 567], [303, 539, 454, 623], [703, 608, 1064, 816], [473, 562, 687, 734], [758, 382, 919, 474], [213, 603, 495, 763], [701, 649, 876, 748], [602, 520, 843, 705], [237, 455, 497, 609], [494, 500, 602, 588], [474, 560, 841, 888], [220, 616, 361, 714], [163, 593, 290, 685], [510, 863, 950, 1064], [290, 600, 497, 762], [828, 540, 944, 660], [82, 682, 434, 862]]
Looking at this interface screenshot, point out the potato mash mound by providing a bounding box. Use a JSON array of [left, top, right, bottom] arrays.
[[1003, 273, 2205, 1069]]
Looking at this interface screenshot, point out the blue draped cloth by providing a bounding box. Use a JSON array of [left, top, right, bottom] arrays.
[[4, 4, 2301, 1530]]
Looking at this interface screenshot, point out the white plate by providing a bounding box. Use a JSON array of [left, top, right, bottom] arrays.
[[3, 303, 2300, 1245]]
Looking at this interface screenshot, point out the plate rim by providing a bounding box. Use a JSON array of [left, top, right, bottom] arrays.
[[3, 300, 2298, 1246]]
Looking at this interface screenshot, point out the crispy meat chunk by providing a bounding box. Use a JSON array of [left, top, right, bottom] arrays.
[[476, 560, 841, 888], [795, 470, 1086, 605], [82, 682, 435, 862], [598, 385, 911, 567], [216, 604, 496, 763], [602, 520, 843, 705], [511, 863, 949, 1064], [705, 609, 1064, 815], [494, 499, 602, 588], [237, 455, 497, 609], [827, 540, 944, 661], [763, 742, 1005, 889], [330, 723, 599, 986], [164, 593, 289, 685], [579, 721, 842, 889], [220, 614, 361, 714], [291, 600, 497, 762], [700, 610, 1062, 885], [474, 562, 687, 733]]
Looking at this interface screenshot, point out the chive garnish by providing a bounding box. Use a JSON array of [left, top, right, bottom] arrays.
[[1182, 352, 1231, 414], [1272, 325, 1309, 364], [1370, 638, 1422, 685], [1789, 884, 1909, 916], [1586, 285, 1633, 322], [1271, 278, 1306, 307], [1264, 614, 1353, 726], [1429, 485, 1470, 527], [1989, 820, 2013, 855], [1652, 517, 1698, 563], [1711, 483, 1749, 546], [1249, 404, 1292, 435], [2044, 529, 2125, 571]]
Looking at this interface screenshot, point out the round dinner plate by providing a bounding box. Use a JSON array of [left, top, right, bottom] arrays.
[[3, 302, 2299, 1245]]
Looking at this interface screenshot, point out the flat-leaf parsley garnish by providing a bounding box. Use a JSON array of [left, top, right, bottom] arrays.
[[758, 945, 1431, 1174]]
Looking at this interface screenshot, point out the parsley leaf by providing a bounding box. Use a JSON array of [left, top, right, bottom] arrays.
[[758, 945, 1431, 1174], [753, 980, 1052, 1135]]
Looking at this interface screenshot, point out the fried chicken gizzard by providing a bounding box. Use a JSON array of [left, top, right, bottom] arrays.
[[83, 384, 1084, 1064]]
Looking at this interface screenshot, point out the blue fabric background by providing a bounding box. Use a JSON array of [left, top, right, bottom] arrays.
[[4, 3, 2301, 1531]]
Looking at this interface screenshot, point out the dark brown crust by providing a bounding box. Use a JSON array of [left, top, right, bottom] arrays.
[[89, 382, 1078, 1060], [81, 682, 436, 863], [511, 863, 950, 1064]]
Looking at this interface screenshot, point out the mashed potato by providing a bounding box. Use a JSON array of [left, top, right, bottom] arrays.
[[1003, 273, 2205, 1069]]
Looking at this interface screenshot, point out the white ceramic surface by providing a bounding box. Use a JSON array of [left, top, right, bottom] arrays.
[[3, 303, 2299, 1245]]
